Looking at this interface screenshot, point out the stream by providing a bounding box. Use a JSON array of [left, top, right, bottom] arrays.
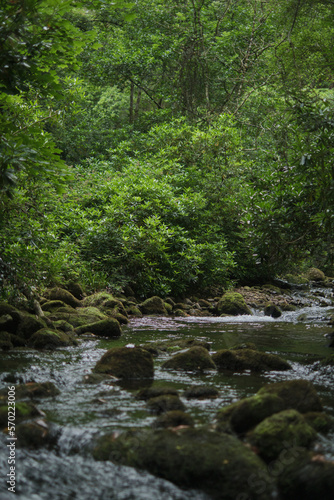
[[0, 287, 334, 499]]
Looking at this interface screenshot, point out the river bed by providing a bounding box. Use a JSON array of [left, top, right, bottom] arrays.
[[1, 294, 334, 499]]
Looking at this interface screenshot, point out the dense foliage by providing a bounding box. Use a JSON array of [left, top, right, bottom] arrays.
[[1, 0, 333, 301]]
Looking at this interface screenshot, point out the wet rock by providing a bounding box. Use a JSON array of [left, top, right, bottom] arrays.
[[217, 292, 252, 316], [136, 386, 179, 401], [140, 296, 167, 315], [93, 427, 275, 500], [126, 305, 143, 317], [16, 419, 58, 449], [184, 385, 219, 400], [13, 382, 60, 400], [48, 306, 108, 328], [257, 380, 323, 413], [216, 393, 286, 434], [152, 410, 194, 429], [277, 454, 334, 500], [162, 347, 216, 372], [164, 302, 173, 314], [0, 401, 42, 427], [250, 409, 317, 462], [147, 395, 186, 414], [14, 312, 47, 340], [75, 318, 122, 338], [45, 287, 82, 308], [212, 348, 291, 373], [264, 302, 282, 318], [173, 309, 188, 317], [28, 328, 77, 350], [93, 346, 154, 380], [0, 331, 13, 350]]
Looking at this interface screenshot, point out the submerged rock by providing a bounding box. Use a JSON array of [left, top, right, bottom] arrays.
[[184, 385, 219, 400], [162, 346, 216, 372], [94, 346, 154, 380], [93, 427, 275, 500], [147, 394, 186, 414], [136, 386, 179, 400], [217, 292, 252, 316], [212, 348, 291, 373], [250, 409, 317, 462], [257, 380, 323, 413]]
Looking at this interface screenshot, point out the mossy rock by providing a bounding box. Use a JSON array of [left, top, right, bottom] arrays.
[[212, 348, 291, 373], [0, 302, 19, 317], [162, 346, 216, 372], [0, 331, 13, 350], [0, 314, 15, 333], [126, 305, 143, 317], [217, 292, 252, 316], [136, 386, 179, 401], [303, 412, 334, 434], [277, 454, 334, 500], [45, 287, 82, 308], [152, 410, 194, 429], [64, 281, 85, 300], [48, 306, 108, 328], [13, 382, 60, 400], [140, 296, 168, 315], [147, 394, 186, 414], [75, 318, 122, 338], [28, 328, 77, 350], [93, 427, 275, 500], [173, 308, 188, 317], [257, 380, 323, 413], [14, 312, 47, 340], [174, 303, 192, 311], [94, 347, 154, 380], [307, 268, 326, 282], [0, 402, 41, 427], [164, 302, 173, 314], [52, 320, 74, 332], [184, 385, 219, 399], [285, 274, 310, 286], [250, 409, 317, 462], [41, 300, 68, 312], [16, 419, 57, 449], [109, 312, 128, 325], [264, 302, 282, 318], [216, 393, 286, 434], [82, 292, 115, 308]]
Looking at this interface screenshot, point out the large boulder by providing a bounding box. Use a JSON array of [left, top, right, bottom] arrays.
[[249, 409, 317, 462], [152, 410, 194, 429], [217, 292, 252, 316], [75, 318, 121, 338], [147, 395, 186, 414], [93, 427, 275, 500], [48, 306, 108, 328], [212, 348, 291, 373], [264, 302, 282, 318], [257, 380, 323, 413], [306, 267, 326, 282], [93, 346, 154, 380], [140, 296, 167, 315], [162, 346, 216, 372]]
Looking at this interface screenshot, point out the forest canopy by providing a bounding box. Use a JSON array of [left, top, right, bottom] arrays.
[[1, 0, 333, 301]]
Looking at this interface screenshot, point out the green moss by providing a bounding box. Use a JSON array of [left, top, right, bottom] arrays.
[[217, 292, 252, 316], [82, 292, 115, 307], [147, 394, 186, 414], [264, 302, 282, 318], [75, 318, 122, 338], [250, 409, 317, 462], [28, 328, 77, 349], [140, 296, 168, 315], [212, 348, 291, 373], [257, 380, 323, 413], [303, 412, 334, 433], [152, 410, 194, 428], [94, 346, 154, 379], [45, 287, 82, 308]]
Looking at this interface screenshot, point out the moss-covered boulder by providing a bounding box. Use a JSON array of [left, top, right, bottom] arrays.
[[147, 394, 186, 414], [136, 386, 179, 400], [0, 314, 15, 333], [15, 312, 47, 340], [162, 347, 216, 372], [0, 402, 41, 427], [75, 318, 121, 338], [173, 308, 188, 317], [277, 454, 334, 500], [126, 305, 143, 317], [82, 291, 115, 308], [217, 292, 252, 316], [250, 409, 317, 462], [140, 296, 168, 315], [306, 267, 326, 282], [45, 287, 82, 308], [152, 410, 194, 429], [65, 282, 85, 300], [264, 302, 282, 318], [303, 412, 334, 434], [212, 348, 291, 373], [216, 393, 286, 434], [41, 300, 68, 312], [48, 306, 108, 328], [13, 382, 60, 400], [257, 380, 323, 413], [0, 331, 13, 350], [28, 328, 77, 350], [0, 302, 19, 317], [93, 427, 275, 500], [184, 385, 219, 399], [93, 346, 154, 380]]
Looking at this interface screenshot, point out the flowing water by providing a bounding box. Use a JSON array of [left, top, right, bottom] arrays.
[[0, 287, 334, 499]]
